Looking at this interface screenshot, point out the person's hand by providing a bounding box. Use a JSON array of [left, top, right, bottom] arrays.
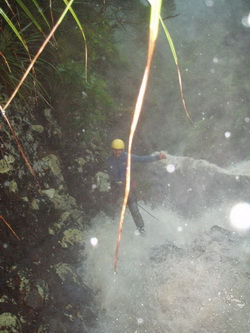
[[115, 181, 124, 185], [158, 152, 167, 160]]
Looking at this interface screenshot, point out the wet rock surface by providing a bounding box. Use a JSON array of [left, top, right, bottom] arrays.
[[0, 105, 102, 332]]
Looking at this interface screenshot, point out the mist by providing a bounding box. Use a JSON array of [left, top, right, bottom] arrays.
[[79, 1, 250, 332], [80, 201, 249, 332], [115, 0, 250, 164], [80, 157, 250, 333]]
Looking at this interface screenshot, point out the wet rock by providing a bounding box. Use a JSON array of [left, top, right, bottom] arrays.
[[210, 225, 236, 241], [44, 108, 62, 139], [23, 279, 50, 309], [95, 171, 110, 192], [0, 101, 102, 333], [150, 242, 184, 263], [54, 263, 79, 283], [15, 270, 50, 309], [48, 211, 71, 235]]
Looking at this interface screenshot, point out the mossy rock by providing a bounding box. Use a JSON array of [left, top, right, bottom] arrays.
[[0, 312, 22, 333], [0, 155, 15, 174], [59, 228, 85, 248], [42, 154, 63, 179], [54, 263, 79, 283]]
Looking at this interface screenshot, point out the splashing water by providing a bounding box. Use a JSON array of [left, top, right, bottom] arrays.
[[79, 202, 250, 333]]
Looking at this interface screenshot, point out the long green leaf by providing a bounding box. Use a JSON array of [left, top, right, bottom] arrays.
[[0, 7, 28, 52], [62, 0, 86, 42], [160, 16, 193, 123], [31, 0, 51, 29], [159, 16, 177, 64], [15, 0, 44, 34], [62, 0, 88, 80]]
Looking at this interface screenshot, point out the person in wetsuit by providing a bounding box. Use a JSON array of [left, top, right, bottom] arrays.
[[106, 139, 166, 235]]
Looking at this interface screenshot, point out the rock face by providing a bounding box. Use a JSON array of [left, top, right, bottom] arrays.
[[0, 104, 102, 332], [148, 153, 250, 218]]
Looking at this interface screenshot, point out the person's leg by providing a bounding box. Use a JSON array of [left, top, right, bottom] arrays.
[[127, 189, 144, 231], [107, 185, 122, 219]]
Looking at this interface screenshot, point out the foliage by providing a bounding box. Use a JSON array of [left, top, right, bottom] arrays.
[[0, 0, 87, 107], [0, 0, 130, 152], [0, 11, 44, 104], [40, 11, 127, 148]]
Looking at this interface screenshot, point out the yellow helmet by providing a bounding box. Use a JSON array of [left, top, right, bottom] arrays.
[[111, 139, 125, 150]]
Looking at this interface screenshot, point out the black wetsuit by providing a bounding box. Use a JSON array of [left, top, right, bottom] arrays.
[[106, 151, 158, 229]]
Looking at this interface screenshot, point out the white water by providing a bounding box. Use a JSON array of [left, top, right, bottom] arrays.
[[80, 201, 250, 333]]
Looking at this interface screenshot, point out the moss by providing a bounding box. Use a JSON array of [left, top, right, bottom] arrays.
[[35, 280, 49, 302], [42, 154, 62, 179], [51, 191, 76, 211], [9, 180, 18, 193], [95, 171, 110, 192], [49, 212, 71, 235], [41, 188, 56, 199], [48, 228, 55, 235], [18, 270, 49, 308], [74, 157, 87, 173], [0, 295, 9, 303], [18, 271, 29, 292], [60, 211, 70, 223], [37, 325, 49, 333], [31, 198, 40, 210], [0, 155, 15, 173], [0, 313, 21, 333], [54, 263, 78, 283], [31, 125, 44, 133], [59, 228, 85, 248], [0, 295, 17, 305]]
